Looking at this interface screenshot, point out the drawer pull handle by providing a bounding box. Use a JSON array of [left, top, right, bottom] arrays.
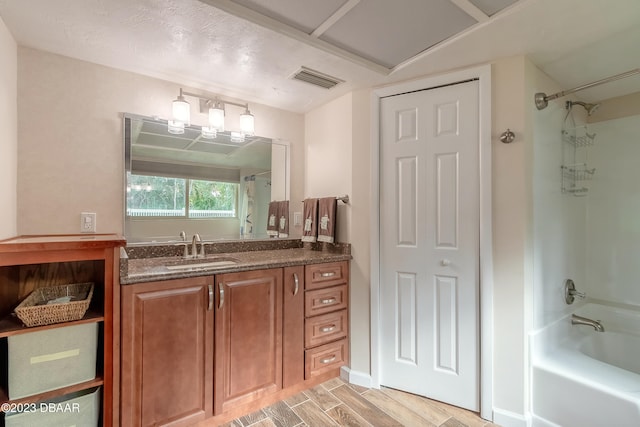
[[218, 283, 225, 310], [293, 273, 299, 296], [320, 272, 336, 278], [208, 285, 214, 311], [320, 325, 336, 333], [320, 298, 336, 305], [320, 355, 336, 364]]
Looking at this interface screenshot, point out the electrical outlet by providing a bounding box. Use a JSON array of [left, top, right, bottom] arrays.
[[80, 212, 96, 233]]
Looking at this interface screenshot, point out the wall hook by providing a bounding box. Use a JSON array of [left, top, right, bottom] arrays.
[[500, 129, 515, 144]]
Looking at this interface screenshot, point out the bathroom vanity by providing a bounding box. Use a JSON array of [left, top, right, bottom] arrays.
[[119, 240, 350, 426]]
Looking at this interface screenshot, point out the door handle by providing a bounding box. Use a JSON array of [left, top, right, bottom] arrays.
[[218, 283, 225, 309], [208, 284, 214, 311], [440, 259, 451, 267], [293, 273, 299, 296]]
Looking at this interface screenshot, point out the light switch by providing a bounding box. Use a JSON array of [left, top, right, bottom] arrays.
[[293, 212, 302, 226]]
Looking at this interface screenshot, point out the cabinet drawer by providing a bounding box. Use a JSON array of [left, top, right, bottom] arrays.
[[305, 338, 348, 379], [305, 285, 348, 317], [305, 261, 349, 290], [305, 309, 348, 348]]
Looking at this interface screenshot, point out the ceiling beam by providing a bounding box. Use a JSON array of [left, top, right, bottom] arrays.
[[198, 0, 390, 75], [447, 0, 490, 23], [311, 0, 360, 38]]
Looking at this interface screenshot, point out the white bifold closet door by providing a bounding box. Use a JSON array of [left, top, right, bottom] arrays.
[[379, 79, 480, 411]]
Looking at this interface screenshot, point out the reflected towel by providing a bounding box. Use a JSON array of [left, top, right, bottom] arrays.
[[278, 200, 289, 238], [267, 201, 279, 237], [317, 197, 337, 243], [301, 198, 318, 242]]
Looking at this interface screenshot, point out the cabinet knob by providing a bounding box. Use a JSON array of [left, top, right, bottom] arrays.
[[293, 273, 299, 296], [320, 298, 336, 305], [208, 285, 214, 311], [320, 325, 336, 333], [440, 259, 451, 267], [320, 272, 336, 278]]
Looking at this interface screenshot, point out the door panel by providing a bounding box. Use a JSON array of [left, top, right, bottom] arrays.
[[379, 80, 479, 411], [214, 268, 283, 414]]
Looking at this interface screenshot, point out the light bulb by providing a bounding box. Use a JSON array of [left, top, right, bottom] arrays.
[[168, 120, 185, 134], [171, 89, 190, 126], [209, 102, 225, 132], [230, 131, 245, 143], [240, 108, 254, 136], [201, 126, 217, 139]]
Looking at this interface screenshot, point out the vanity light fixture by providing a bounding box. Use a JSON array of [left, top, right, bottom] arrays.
[[168, 88, 255, 141]]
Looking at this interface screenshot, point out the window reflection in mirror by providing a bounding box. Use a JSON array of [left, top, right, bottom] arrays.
[[123, 113, 288, 243]]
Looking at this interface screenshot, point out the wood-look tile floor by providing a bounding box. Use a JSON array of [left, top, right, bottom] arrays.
[[222, 378, 500, 427]]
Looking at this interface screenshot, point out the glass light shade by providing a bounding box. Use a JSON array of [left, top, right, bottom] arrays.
[[239, 109, 254, 136], [172, 95, 190, 126], [230, 131, 245, 143], [208, 105, 225, 132], [167, 120, 185, 134], [201, 126, 217, 139]]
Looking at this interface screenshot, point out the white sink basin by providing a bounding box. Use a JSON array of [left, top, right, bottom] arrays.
[[165, 258, 239, 270]]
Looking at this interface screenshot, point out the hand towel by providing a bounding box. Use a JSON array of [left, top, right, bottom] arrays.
[[267, 201, 279, 237], [317, 197, 337, 243], [278, 200, 289, 238], [301, 198, 318, 242]]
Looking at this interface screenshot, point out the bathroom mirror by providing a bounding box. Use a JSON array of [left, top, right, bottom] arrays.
[[123, 113, 289, 243]]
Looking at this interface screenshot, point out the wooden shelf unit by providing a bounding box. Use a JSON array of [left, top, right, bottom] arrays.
[[0, 234, 124, 426]]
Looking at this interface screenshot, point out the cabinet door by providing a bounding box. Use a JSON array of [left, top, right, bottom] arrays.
[[283, 266, 304, 388], [214, 268, 283, 414], [121, 277, 214, 427]]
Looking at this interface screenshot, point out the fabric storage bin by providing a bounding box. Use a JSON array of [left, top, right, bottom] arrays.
[[7, 322, 98, 399], [5, 386, 100, 427]]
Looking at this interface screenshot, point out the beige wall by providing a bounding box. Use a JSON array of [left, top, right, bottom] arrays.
[[304, 91, 375, 376], [0, 17, 17, 239], [17, 47, 304, 236], [491, 56, 534, 419]]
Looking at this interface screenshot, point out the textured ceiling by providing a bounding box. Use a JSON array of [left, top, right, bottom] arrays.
[[0, 0, 639, 113]]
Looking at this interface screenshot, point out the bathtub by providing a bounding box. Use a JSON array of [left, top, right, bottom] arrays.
[[531, 303, 640, 427]]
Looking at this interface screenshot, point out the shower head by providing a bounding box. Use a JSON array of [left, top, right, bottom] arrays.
[[567, 100, 600, 116]]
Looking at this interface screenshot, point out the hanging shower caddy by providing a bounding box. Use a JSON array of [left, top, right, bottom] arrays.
[[561, 102, 596, 195]]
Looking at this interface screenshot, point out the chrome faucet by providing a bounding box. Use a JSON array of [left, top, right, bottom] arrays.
[[191, 233, 201, 258], [571, 314, 605, 332]]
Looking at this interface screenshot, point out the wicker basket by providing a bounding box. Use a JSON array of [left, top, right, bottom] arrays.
[[14, 283, 94, 327]]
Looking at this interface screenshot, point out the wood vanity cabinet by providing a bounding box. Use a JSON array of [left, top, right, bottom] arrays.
[[120, 276, 214, 427], [214, 268, 283, 414], [120, 260, 348, 425], [0, 234, 124, 427]]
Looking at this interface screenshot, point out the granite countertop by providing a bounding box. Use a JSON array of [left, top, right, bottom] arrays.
[[120, 240, 351, 285]]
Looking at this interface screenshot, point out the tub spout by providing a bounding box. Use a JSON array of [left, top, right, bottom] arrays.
[[571, 314, 605, 332]]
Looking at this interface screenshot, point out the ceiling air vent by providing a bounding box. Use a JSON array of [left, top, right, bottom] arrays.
[[291, 67, 344, 89]]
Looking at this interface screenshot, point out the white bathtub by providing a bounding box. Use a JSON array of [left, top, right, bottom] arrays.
[[531, 303, 640, 427]]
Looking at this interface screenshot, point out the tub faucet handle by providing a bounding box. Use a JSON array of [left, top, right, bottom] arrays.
[[569, 289, 586, 299], [564, 279, 586, 304]]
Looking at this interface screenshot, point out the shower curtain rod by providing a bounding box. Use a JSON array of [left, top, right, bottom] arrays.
[[534, 68, 640, 111]]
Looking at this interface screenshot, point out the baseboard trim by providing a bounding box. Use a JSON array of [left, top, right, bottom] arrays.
[[493, 408, 530, 427], [340, 366, 373, 389]]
